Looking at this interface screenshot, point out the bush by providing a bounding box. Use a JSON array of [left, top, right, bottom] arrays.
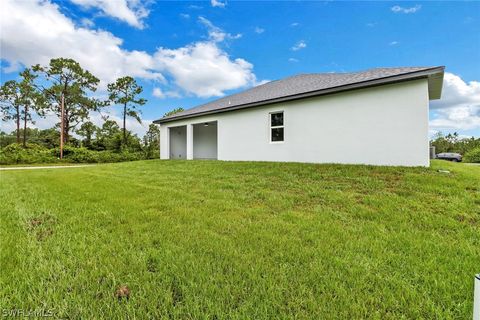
[[2, 143, 47, 152], [50, 146, 98, 163], [0, 144, 148, 165], [0, 143, 56, 165], [50, 146, 145, 163], [95, 151, 145, 163], [463, 147, 480, 163]]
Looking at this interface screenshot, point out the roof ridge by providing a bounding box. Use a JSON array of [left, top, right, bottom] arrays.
[[282, 66, 439, 78]]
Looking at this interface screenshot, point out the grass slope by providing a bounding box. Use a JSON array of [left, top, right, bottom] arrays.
[[0, 160, 478, 318]]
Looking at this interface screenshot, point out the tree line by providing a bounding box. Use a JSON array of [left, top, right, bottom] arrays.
[[430, 132, 480, 155], [0, 57, 180, 158]]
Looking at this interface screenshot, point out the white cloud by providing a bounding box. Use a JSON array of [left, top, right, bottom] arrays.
[[198, 16, 241, 42], [291, 22, 300, 27], [152, 88, 181, 99], [255, 79, 270, 86], [90, 107, 152, 137], [391, 4, 421, 14], [28, 112, 58, 132], [152, 88, 164, 98], [288, 58, 299, 63], [154, 42, 256, 97], [0, 120, 19, 134], [366, 22, 377, 27], [151, 15, 256, 98], [431, 73, 480, 110], [0, 0, 163, 88], [211, 0, 226, 8], [254, 27, 265, 34], [430, 106, 480, 131], [389, 41, 399, 46], [70, 0, 150, 29], [291, 40, 307, 51], [1, 0, 258, 99], [80, 18, 94, 28], [180, 13, 190, 19], [29, 108, 151, 137], [429, 73, 480, 131]]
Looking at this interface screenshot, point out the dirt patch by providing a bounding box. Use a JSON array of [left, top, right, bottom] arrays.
[[26, 213, 57, 241], [465, 185, 479, 193], [146, 256, 159, 273], [456, 214, 478, 226], [170, 277, 183, 306], [115, 285, 130, 301]]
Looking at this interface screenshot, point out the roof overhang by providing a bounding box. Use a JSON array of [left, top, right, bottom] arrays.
[[155, 66, 445, 124], [426, 67, 444, 100]]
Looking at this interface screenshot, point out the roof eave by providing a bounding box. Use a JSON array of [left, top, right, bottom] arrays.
[[427, 67, 445, 100], [154, 66, 445, 124]]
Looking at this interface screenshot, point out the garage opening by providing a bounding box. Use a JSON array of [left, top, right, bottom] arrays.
[[169, 125, 186, 159], [193, 121, 217, 160]]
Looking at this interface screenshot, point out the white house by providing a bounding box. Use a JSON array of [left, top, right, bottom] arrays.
[[154, 66, 444, 166]]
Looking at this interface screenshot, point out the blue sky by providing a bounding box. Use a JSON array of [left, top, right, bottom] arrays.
[[1, 0, 479, 137]]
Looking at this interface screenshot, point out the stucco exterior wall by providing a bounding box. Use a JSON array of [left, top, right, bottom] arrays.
[[160, 79, 430, 166], [193, 122, 218, 159], [169, 126, 186, 159]]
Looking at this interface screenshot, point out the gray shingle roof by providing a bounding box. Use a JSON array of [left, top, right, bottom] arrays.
[[155, 66, 444, 123]]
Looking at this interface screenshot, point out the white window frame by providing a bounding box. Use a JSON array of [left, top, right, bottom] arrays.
[[269, 111, 284, 144]]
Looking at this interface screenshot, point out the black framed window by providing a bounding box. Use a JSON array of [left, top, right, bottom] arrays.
[[270, 112, 284, 142]]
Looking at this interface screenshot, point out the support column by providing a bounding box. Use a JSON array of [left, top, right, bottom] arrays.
[[159, 126, 164, 159], [160, 126, 169, 159], [186, 124, 193, 160]]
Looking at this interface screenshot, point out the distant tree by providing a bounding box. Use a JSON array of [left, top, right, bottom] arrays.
[[144, 123, 160, 158], [0, 70, 46, 147], [0, 80, 22, 143], [4, 127, 61, 149], [119, 132, 142, 152], [163, 107, 184, 117], [93, 120, 121, 151], [0, 130, 17, 148], [99, 119, 121, 136], [30, 128, 60, 149], [18, 68, 46, 146], [431, 132, 480, 155], [107, 76, 146, 144], [76, 121, 98, 148], [33, 58, 101, 145]]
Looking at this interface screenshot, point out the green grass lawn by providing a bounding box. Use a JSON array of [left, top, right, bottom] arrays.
[[0, 160, 478, 318]]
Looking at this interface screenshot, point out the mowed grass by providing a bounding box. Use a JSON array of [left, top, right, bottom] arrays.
[[0, 160, 478, 319]]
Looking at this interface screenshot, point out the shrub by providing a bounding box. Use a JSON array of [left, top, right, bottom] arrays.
[[2, 143, 47, 152], [0, 143, 56, 165], [50, 147, 145, 163], [50, 146, 98, 163], [95, 151, 144, 163], [0, 144, 148, 165], [463, 147, 480, 163]]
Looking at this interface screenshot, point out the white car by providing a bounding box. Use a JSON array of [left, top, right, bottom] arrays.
[[436, 153, 462, 162]]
